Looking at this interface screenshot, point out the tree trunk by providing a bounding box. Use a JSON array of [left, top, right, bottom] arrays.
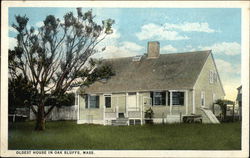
[[35, 105, 45, 131]]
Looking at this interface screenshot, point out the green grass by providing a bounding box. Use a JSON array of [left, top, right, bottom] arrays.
[[8, 121, 241, 150]]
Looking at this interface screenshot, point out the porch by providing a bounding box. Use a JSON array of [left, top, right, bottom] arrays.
[[77, 90, 195, 125], [100, 90, 193, 125], [102, 93, 149, 125]]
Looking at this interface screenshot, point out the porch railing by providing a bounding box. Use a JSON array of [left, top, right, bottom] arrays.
[[103, 105, 144, 125]]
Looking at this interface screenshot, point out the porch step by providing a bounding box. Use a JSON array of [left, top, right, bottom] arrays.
[[112, 118, 128, 126]]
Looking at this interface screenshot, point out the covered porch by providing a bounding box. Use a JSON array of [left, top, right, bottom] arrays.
[[77, 89, 196, 125]]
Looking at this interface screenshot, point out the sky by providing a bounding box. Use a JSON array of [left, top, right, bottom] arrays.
[[8, 7, 241, 100]]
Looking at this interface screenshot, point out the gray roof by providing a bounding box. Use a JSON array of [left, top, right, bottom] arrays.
[[81, 50, 211, 94]]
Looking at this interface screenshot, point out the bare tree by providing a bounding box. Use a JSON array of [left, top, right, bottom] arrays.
[[10, 8, 115, 130]]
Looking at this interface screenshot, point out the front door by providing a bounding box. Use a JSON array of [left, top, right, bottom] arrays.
[[127, 92, 137, 111]]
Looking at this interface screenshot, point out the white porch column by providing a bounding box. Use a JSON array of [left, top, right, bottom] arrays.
[[192, 89, 196, 114], [136, 92, 139, 110], [166, 91, 168, 121], [166, 91, 168, 106], [126, 93, 128, 117], [116, 105, 119, 118], [77, 94, 80, 121], [186, 90, 189, 115], [75, 91, 77, 106], [170, 91, 173, 115], [103, 105, 106, 125], [141, 97, 144, 125], [139, 93, 143, 125]]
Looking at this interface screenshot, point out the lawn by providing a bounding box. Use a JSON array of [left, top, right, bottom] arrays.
[[8, 121, 241, 150]]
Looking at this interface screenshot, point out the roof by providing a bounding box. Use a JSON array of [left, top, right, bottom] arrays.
[[81, 50, 211, 94]]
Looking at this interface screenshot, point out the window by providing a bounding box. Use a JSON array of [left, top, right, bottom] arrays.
[[213, 72, 217, 82], [150, 92, 166, 105], [201, 91, 205, 107], [209, 70, 218, 83], [85, 95, 99, 109], [104, 95, 111, 108], [172, 92, 184, 106], [209, 70, 214, 83]]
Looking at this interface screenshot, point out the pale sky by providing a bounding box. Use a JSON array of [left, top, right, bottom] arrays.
[[8, 7, 241, 100]]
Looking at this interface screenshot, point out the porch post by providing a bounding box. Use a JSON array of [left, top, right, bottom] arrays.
[[166, 91, 168, 106], [116, 105, 119, 118], [186, 90, 188, 115], [77, 94, 80, 122], [192, 89, 196, 114], [126, 93, 128, 117], [139, 93, 143, 125], [75, 91, 77, 106], [170, 91, 173, 115], [165, 91, 168, 123], [141, 97, 144, 125], [136, 92, 139, 110], [103, 105, 106, 125]]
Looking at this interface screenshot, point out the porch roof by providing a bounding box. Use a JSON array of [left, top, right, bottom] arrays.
[[80, 50, 211, 94]]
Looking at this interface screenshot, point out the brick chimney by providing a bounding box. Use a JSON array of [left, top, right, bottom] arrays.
[[147, 41, 160, 58]]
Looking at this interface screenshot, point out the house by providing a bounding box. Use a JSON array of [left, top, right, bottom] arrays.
[[236, 85, 242, 120], [76, 41, 225, 125]]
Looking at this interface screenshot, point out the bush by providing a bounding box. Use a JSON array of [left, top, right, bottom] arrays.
[[144, 107, 154, 124]]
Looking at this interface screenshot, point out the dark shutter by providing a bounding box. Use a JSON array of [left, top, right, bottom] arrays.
[[85, 95, 88, 108], [96, 96, 99, 108], [162, 92, 166, 105], [167, 91, 170, 106], [150, 92, 153, 106], [180, 92, 184, 106]]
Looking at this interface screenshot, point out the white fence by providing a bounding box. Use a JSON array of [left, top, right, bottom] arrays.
[[30, 105, 77, 121]]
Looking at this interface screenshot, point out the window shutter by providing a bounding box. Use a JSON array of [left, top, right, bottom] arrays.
[[150, 92, 154, 106], [162, 92, 166, 105], [85, 95, 88, 109], [180, 92, 184, 106], [96, 96, 100, 108], [167, 92, 170, 106]]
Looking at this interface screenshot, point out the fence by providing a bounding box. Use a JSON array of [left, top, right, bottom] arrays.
[[30, 105, 77, 121]]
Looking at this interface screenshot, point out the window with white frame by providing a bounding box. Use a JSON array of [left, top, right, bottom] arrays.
[[209, 70, 214, 83], [213, 72, 217, 83], [167, 91, 185, 106], [209, 70, 218, 83], [201, 91, 205, 107], [85, 95, 99, 108], [172, 92, 184, 106], [150, 92, 166, 105]]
